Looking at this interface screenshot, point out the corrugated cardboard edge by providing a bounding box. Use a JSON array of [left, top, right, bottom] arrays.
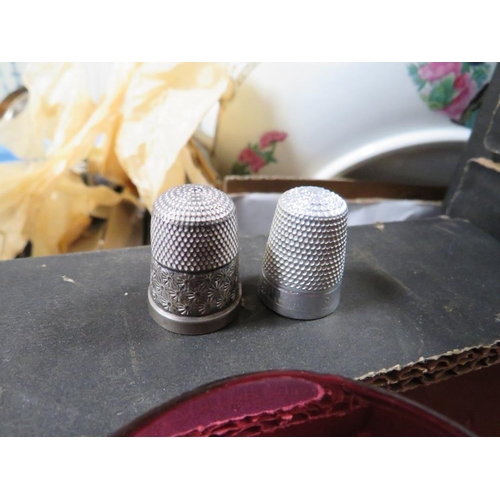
[[357, 341, 500, 393]]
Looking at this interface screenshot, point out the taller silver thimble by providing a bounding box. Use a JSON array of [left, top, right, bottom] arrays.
[[148, 184, 241, 335], [258, 186, 348, 320]]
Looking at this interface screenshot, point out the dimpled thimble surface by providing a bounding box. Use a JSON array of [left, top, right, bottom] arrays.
[[148, 185, 241, 335], [258, 186, 348, 320]]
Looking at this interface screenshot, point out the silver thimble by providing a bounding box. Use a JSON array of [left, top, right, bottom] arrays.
[[258, 186, 348, 320], [148, 185, 241, 335]]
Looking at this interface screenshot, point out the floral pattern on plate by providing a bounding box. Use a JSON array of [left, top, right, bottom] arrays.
[[232, 131, 288, 175], [408, 62, 492, 128]]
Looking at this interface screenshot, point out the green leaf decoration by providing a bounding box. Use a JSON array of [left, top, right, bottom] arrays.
[[427, 74, 455, 110], [231, 162, 250, 175], [407, 63, 419, 77], [408, 63, 426, 91], [261, 151, 276, 164], [472, 66, 490, 88], [459, 107, 479, 129], [462, 62, 470, 73]]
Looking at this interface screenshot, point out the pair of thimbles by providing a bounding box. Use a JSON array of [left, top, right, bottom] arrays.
[[148, 184, 348, 334]]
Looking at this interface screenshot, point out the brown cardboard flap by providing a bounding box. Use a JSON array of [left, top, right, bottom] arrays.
[[223, 175, 446, 201]]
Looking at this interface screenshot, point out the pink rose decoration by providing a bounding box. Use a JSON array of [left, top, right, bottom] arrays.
[[232, 130, 288, 175], [442, 73, 477, 121], [238, 147, 266, 173], [418, 62, 461, 82], [259, 131, 288, 149], [409, 62, 492, 127]]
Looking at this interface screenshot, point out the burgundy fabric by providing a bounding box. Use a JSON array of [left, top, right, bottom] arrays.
[[116, 371, 471, 437]]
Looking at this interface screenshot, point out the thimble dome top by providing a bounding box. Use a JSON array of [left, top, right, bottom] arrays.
[[151, 185, 238, 272], [279, 186, 347, 219], [264, 186, 348, 291], [153, 185, 235, 226]]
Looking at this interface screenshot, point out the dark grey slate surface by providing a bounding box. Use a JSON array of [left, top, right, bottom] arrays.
[[1, 217, 500, 436]]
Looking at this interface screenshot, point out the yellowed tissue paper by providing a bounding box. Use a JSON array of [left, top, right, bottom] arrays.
[[115, 62, 229, 210], [0, 61, 229, 259]]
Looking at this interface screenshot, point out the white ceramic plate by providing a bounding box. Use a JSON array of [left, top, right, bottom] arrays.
[[214, 62, 494, 185]]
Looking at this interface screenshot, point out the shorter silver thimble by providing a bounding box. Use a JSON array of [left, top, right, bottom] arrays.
[[148, 185, 241, 335], [258, 186, 348, 320]]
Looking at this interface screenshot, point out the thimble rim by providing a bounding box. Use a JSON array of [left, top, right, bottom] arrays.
[[148, 285, 241, 335], [258, 275, 341, 320]]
